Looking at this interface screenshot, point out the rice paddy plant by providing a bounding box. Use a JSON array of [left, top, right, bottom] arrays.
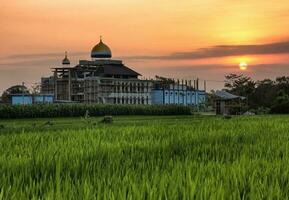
[[0, 115, 289, 199], [0, 104, 191, 119]]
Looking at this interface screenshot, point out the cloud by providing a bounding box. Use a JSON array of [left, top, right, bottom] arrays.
[[4, 52, 87, 59], [4, 40, 289, 62], [0, 59, 58, 67], [123, 40, 289, 60]]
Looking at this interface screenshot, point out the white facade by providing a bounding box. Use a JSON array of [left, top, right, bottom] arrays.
[[83, 77, 153, 104]]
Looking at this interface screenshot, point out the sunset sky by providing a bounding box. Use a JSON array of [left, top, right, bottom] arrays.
[[1, 0, 289, 92]]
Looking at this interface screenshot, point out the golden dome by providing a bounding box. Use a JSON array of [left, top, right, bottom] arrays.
[[62, 51, 70, 65], [91, 37, 112, 58]]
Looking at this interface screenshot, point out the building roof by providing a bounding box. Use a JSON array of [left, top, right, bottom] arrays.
[[103, 64, 140, 76], [215, 90, 245, 100], [52, 60, 141, 77]]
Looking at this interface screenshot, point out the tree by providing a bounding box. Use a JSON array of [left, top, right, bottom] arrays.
[[30, 83, 41, 95], [224, 74, 289, 113], [275, 90, 289, 104], [155, 75, 175, 84], [275, 76, 289, 94], [225, 74, 259, 110], [250, 79, 276, 109], [270, 90, 289, 114], [224, 73, 255, 97]]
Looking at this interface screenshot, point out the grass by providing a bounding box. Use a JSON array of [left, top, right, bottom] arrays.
[[1, 115, 289, 199]]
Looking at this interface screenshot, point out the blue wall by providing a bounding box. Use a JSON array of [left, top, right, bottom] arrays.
[[34, 95, 54, 103], [11, 95, 54, 105], [151, 89, 206, 106], [12, 96, 33, 105]]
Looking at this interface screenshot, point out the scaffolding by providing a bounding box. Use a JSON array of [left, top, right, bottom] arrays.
[[49, 67, 153, 104]]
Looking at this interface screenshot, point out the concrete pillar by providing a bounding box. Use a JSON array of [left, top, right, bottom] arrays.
[[68, 70, 71, 101], [54, 71, 58, 101]]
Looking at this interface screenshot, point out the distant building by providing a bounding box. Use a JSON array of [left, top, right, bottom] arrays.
[[214, 90, 245, 115], [41, 37, 205, 106]]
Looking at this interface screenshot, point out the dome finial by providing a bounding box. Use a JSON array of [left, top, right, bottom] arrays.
[[91, 37, 112, 59], [62, 51, 70, 65]]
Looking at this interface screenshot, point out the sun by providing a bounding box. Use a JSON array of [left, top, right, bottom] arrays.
[[239, 61, 248, 71]]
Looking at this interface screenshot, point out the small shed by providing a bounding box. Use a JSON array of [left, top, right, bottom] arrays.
[[214, 90, 246, 115]]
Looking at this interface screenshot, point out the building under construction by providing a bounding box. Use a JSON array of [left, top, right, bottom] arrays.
[[41, 38, 206, 106]]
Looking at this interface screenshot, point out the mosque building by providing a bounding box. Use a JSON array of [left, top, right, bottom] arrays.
[[40, 38, 206, 106]]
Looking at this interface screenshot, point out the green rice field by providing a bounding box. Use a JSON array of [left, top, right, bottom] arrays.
[[1, 115, 289, 199]]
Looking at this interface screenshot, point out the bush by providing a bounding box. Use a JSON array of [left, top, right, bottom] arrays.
[[270, 102, 289, 114], [0, 104, 192, 119], [249, 107, 270, 115]]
